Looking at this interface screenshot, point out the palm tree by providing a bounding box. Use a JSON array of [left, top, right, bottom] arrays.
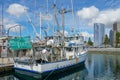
[[104, 34, 110, 47]]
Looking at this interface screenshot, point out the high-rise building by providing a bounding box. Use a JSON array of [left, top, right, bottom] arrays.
[[113, 22, 120, 47], [109, 30, 113, 47], [113, 22, 120, 32], [94, 23, 105, 47]]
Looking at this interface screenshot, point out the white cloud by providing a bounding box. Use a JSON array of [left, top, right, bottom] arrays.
[[89, 8, 120, 27], [0, 18, 23, 33], [77, 6, 99, 19], [77, 6, 120, 27], [6, 3, 28, 17], [80, 32, 93, 38]]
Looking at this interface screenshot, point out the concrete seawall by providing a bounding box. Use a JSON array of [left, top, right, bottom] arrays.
[[88, 48, 120, 54]]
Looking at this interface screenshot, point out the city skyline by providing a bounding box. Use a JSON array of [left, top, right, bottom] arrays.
[[0, 0, 120, 40]]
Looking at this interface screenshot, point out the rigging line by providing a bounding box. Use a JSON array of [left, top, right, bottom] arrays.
[[23, 5, 39, 39], [43, 65, 58, 80], [25, 13, 38, 36]]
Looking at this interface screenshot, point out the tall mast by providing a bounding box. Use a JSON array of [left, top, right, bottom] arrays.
[[71, 0, 75, 36], [59, 8, 71, 59], [40, 12, 42, 39], [59, 8, 71, 45], [53, 1, 60, 32], [39, 4, 44, 40], [53, 0, 61, 46], [0, 3, 3, 36]]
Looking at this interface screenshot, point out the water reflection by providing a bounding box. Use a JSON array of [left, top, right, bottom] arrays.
[[0, 75, 18, 80], [0, 53, 120, 80], [47, 65, 87, 80], [86, 53, 120, 80], [13, 64, 87, 80]]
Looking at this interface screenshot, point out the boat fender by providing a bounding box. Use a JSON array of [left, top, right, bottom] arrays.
[[42, 49, 47, 54]]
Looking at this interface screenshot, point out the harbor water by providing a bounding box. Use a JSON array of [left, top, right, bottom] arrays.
[[0, 53, 120, 80]]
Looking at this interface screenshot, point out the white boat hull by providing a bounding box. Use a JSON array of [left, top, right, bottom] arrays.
[[14, 52, 88, 78]]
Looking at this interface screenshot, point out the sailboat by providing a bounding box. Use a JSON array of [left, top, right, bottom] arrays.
[[9, 0, 88, 79]]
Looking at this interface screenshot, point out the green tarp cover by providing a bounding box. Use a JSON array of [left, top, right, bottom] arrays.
[[9, 37, 32, 50]]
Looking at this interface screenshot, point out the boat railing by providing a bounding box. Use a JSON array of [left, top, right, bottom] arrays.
[[15, 58, 34, 65]]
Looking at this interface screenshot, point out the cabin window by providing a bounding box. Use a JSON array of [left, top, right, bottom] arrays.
[[3, 46, 6, 49], [76, 37, 79, 40], [66, 48, 73, 51]]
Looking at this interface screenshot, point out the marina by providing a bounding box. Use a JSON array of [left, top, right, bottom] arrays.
[[0, 0, 120, 80]]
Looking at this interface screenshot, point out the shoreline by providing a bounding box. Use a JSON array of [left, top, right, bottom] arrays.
[[88, 48, 120, 54]]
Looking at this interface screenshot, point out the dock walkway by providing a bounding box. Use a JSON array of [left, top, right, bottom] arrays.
[[88, 48, 120, 53]]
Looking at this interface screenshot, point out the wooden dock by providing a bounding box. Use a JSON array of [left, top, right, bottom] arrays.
[[0, 64, 13, 73], [0, 58, 14, 73]]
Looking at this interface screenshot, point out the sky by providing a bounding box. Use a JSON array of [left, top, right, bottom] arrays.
[[0, 0, 120, 41]]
